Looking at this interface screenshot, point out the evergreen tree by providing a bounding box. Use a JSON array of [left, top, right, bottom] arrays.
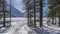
[[0, 0, 9, 26], [0, 0, 4, 19], [23, 0, 33, 27], [23, 0, 44, 27], [48, 0, 60, 26]]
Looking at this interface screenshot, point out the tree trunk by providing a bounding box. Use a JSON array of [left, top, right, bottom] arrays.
[[3, 0, 5, 26], [39, 0, 43, 27], [29, 12, 31, 27], [28, 10, 30, 26], [59, 17, 60, 26], [51, 7, 55, 25], [9, 0, 11, 26], [30, 17, 32, 27], [34, 0, 36, 27], [51, 15, 54, 24], [29, 12, 32, 27], [51, 0, 55, 25]]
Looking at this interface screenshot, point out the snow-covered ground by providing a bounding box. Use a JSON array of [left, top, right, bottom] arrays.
[[0, 17, 60, 34], [0, 17, 27, 34]]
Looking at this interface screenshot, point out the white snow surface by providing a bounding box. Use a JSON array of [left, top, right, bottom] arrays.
[[0, 17, 60, 34], [0, 17, 28, 34]]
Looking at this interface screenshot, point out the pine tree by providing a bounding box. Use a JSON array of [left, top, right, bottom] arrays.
[[23, 0, 35, 27], [0, 0, 3, 19], [48, 0, 60, 26], [0, 0, 8, 26], [23, 0, 31, 27]]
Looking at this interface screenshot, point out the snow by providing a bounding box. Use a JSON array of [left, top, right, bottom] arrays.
[[0, 17, 60, 34], [19, 25, 28, 34], [0, 17, 27, 34]]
